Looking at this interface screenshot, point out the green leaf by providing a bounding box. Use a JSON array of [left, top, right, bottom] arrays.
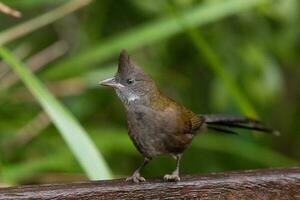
[[0, 47, 112, 180]]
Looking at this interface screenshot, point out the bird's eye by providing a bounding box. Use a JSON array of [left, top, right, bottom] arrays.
[[126, 78, 134, 85]]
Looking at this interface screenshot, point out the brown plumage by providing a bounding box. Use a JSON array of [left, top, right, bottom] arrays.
[[100, 50, 278, 183], [126, 91, 203, 157]]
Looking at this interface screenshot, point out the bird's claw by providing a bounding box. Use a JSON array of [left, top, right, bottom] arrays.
[[164, 174, 180, 182], [125, 172, 146, 183]]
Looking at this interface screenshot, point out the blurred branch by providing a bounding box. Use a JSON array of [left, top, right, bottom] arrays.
[[46, 78, 86, 96], [0, 40, 69, 91], [11, 78, 86, 103], [4, 111, 50, 152], [0, 2, 21, 18], [25, 41, 68, 73], [0, 0, 92, 46]]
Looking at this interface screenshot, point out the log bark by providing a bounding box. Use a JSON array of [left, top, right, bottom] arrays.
[[0, 168, 300, 200]]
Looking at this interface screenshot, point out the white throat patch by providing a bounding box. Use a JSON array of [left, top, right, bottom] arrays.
[[128, 93, 140, 102], [116, 89, 140, 105]]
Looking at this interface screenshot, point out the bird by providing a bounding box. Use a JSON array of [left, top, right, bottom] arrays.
[[99, 50, 278, 183]]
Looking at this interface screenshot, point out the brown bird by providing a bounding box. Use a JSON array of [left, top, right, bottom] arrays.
[[100, 50, 278, 183]]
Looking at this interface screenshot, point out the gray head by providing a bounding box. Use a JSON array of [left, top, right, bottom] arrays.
[[100, 50, 157, 105]]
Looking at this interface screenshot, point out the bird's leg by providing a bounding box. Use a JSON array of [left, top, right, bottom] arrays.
[[164, 154, 182, 182], [126, 157, 150, 183]]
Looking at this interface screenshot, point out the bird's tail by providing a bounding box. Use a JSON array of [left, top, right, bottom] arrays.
[[201, 114, 279, 135]]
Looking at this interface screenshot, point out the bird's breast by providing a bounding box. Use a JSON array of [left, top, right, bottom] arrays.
[[125, 105, 195, 157]]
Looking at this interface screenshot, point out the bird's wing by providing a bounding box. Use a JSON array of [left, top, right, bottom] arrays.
[[188, 114, 204, 133], [174, 109, 203, 135], [153, 94, 203, 134]]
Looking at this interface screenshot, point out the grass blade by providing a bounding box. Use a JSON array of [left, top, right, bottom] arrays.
[[0, 47, 112, 180], [168, 1, 258, 117]]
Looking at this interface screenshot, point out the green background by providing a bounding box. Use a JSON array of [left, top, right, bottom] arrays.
[[0, 0, 299, 186]]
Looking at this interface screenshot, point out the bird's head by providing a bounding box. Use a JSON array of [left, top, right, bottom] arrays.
[[100, 50, 157, 105]]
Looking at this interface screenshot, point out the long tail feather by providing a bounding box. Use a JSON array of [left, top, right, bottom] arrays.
[[210, 122, 274, 133], [201, 114, 279, 136], [203, 114, 259, 124], [207, 125, 239, 135]]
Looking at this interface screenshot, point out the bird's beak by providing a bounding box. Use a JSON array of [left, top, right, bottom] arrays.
[[99, 77, 124, 89]]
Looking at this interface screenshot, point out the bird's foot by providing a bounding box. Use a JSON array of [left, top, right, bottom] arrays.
[[164, 173, 180, 182], [125, 172, 146, 183]]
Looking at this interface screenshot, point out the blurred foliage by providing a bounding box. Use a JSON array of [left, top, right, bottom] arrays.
[[0, 0, 299, 186]]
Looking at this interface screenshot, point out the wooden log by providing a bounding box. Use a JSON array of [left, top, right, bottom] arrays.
[[0, 168, 299, 200]]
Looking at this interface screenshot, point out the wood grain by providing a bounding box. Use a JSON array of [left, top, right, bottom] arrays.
[[1, 168, 299, 200]]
